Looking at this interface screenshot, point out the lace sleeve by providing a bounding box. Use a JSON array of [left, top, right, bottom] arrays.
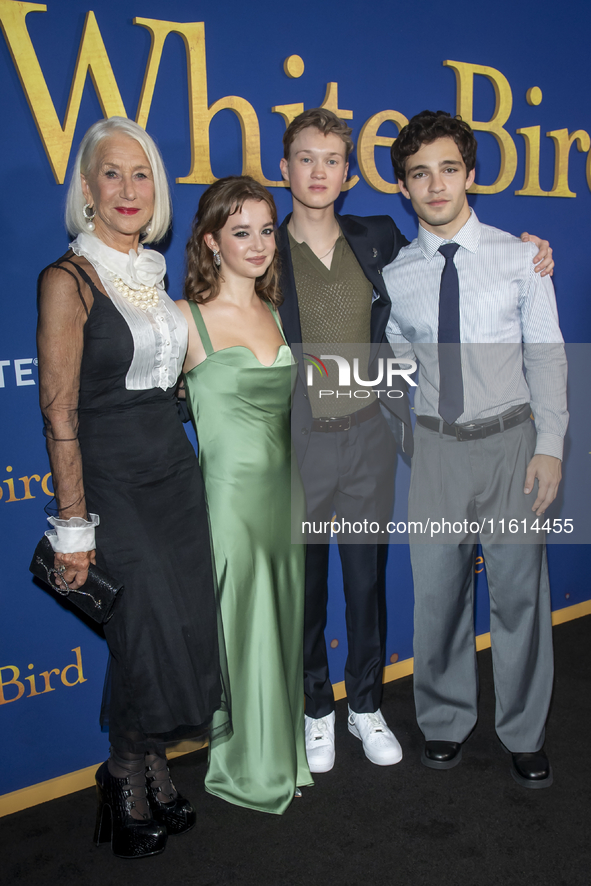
[[36, 260, 93, 519]]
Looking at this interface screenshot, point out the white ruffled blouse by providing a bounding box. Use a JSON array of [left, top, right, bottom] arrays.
[[70, 232, 187, 392]]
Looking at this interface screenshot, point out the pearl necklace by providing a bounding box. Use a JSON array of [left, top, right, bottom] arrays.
[[112, 276, 160, 311]]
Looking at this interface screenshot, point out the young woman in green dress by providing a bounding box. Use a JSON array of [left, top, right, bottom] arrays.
[[177, 176, 313, 814]]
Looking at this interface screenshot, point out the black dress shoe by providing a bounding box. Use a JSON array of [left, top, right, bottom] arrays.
[[146, 762, 196, 835], [510, 750, 553, 789], [94, 762, 167, 858], [421, 740, 463, 770]]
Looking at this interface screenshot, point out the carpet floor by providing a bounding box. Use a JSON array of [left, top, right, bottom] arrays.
[[1, 615, 589, 886]]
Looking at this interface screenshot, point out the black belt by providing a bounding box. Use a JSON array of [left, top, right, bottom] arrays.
[[416, 403, 531, 442], [311, 399, 381, 433]]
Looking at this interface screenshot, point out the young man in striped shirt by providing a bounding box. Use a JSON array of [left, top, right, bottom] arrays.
[[384, 110, 567, 788]]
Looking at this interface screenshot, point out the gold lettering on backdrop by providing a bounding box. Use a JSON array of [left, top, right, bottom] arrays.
[[0, 666, 25, 704], [61, 647, 87, 687], [25, 664, 42, 697], [19, 474, 40, 500], [546, 129, 590, 198], [0, 1, 127, 184], [272, 57, 304, 133], [134, 18, 282, 186], [526, 86, 543, 106], [0, 468, 52, 502], [358, 110, 409, 194], [41, 471, 54, 497], [515, 127, 552, 196], [320, 82, 353, 120], [0, 650, 87, 703], [516, 127, 590, 197], [444, 59, 517, 195], [39, 668, 60, 693], [283, 55, 304, 79], [271, 103, 305, 128], [2, 466, 22, 502], [2, 8, 589, 197]]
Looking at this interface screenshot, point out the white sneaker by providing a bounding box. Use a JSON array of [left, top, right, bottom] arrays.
[[305, 711, 335, 773], [347, 707, 403, 766]]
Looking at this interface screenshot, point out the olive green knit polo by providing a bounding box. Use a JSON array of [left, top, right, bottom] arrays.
[[289, 230, 376, 418]]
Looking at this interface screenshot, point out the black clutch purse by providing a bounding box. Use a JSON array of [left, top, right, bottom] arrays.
[[29, 535, 123, 624]]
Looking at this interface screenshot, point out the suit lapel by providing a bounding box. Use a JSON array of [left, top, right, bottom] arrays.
[[277, 215, 306, 385], [337, 214, 392, 353], [277, 215, 302, 345], [338, 215, 388, 302]]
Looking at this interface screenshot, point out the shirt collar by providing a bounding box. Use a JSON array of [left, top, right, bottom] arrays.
[[417, 207, 481, 261]]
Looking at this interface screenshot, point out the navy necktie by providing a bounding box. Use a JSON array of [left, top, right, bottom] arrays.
[[437, 243, 464, 424]]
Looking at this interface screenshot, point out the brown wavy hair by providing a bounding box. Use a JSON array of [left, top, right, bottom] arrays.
[[283, 108, 354, 161], [391, 110, 477, 185], [184, 176, 282, 306]]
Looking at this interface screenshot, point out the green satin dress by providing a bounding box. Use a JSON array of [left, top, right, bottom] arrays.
[[183, 301, 313, 814]]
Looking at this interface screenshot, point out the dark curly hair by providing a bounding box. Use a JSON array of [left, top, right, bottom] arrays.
[[391, 110, 477, 184], [184, 176, 282, 306]]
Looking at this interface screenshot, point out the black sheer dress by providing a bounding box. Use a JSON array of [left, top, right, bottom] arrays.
[[37, 248, 229, 754]]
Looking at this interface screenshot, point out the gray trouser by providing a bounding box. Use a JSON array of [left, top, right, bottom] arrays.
[[409, 419, 554, 752], [299, 410, 396, 717]]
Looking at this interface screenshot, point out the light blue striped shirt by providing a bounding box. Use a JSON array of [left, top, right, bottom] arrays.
[[383, 210, 568, 459]]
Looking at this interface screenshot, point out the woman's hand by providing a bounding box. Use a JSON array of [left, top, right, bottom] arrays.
[[54, 550, 96, 590]]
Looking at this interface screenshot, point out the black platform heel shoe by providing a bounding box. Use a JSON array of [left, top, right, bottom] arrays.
[[94, 761, 167, 858], [146, 758, 196, 835]]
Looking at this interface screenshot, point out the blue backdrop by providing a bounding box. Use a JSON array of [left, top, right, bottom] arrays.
[[1, 0, 589, 797]]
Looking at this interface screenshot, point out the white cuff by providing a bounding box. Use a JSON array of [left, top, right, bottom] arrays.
[[45, 514, 100, 553], [533, 433, 564, 461]]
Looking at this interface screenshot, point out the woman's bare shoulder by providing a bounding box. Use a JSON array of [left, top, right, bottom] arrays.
[[176, 298, 192, 320]]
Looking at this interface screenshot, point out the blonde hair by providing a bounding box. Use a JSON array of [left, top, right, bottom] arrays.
[[65, 117, 171, 243]]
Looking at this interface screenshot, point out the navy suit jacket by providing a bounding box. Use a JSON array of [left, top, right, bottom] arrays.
[[276, 213, 414, 465]]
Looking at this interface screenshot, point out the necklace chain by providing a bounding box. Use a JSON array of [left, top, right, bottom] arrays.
[[288, 222, 340, 261], [112, 277, 160, 311], [317, 237, 339, 261]]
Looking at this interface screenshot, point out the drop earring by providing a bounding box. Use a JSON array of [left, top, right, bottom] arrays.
[[213, 250, 221, 267], [83, 203, 96, 232]]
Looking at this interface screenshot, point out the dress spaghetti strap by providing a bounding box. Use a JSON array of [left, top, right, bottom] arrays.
[[68, 260, 103, 297], [267, 302, 288, 345], [188, 301, 214, 356]]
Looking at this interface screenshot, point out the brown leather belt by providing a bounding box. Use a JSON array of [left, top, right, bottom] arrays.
[[311, 399, 381, 433], [416, 403, 532, 442]]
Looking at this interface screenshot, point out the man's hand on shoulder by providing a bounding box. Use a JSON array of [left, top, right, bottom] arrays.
[[524, 454, 562, 515], [520, 232, 554, 276]]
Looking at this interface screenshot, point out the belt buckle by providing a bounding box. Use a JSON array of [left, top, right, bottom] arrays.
[[455, 422, 476, 442], [340, 414, 352, 432]]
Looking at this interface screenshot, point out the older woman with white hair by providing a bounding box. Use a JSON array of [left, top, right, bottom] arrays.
[[37, 117, 228, 859]]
